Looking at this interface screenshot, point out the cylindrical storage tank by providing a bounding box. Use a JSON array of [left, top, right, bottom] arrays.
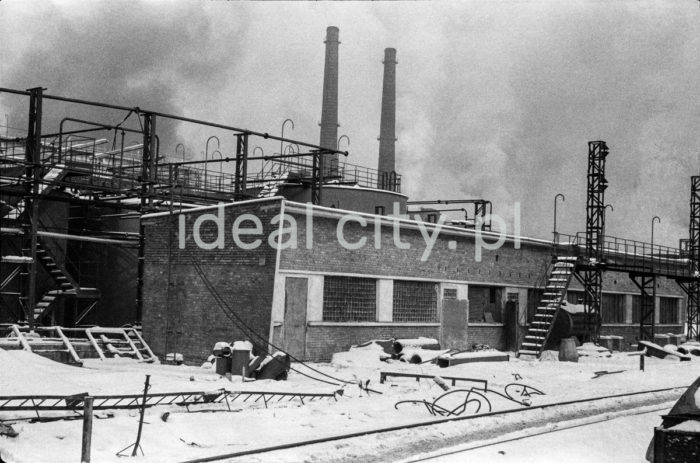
[[215, 356, 232, 376], [559, 337, 579, 362]]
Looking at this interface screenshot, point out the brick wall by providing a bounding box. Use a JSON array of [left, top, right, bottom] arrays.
[[278, 207, 685, 359], [468, 324, 506, 350], [141, 199, 282, 364], [279, 211, 683, 295]]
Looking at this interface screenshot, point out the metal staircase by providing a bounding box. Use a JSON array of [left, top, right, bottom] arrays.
[[518, 256, 577, 358], [257, 171, 289, 198], [33, 239, 100, 323]]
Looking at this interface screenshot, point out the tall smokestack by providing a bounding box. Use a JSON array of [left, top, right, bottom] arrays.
[[378, 48, 397, 190], [319, 26, 340, 177]]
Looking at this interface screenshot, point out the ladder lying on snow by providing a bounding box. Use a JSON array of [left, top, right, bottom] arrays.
[[2, 325, 157, 364], [0, 389, 340, 414], [518, 256, 577, 358], [85, 327, 157, 362]]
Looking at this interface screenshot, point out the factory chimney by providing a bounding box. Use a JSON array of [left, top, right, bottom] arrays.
[[319, 26, 340, 177], [377, 48, 397, 190]]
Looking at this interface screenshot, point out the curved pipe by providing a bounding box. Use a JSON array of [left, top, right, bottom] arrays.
[[337, 134, 350, 151]]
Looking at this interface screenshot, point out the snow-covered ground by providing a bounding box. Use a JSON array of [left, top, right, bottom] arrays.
[[1, 344, 698, 463]]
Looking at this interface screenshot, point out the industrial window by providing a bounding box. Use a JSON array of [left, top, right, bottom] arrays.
[[659, 297, 679, 324], [443, 288, 458, 300], [375, 206, 385, 216], [426, 213, 438, 224], [632, 295, 641, 323], [393, 281, 439, 322], [602, 293, 625, 324], [322, 276, 376, 322]]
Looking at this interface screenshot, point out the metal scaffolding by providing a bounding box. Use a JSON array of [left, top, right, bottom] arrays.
[[579, 140, 609, 342], [0, 86, 352, 328]]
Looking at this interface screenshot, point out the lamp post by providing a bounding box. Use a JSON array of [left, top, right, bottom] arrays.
[[651, 216, 661, 252], [553, 193, 565, 242], [212, 150, 223, 190], [205, 136, 220, 190], [281, 119, 294, 174], [337, 134, 350, 151], [602, 203, 614, 245], [175, 143, 185, 162]]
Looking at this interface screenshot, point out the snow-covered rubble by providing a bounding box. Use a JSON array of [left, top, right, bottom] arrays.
[[1, 345, 699, 463]]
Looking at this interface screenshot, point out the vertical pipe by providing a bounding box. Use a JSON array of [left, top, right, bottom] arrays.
[[319, 26, 340, 178], [81, 396, 94, 463], [136, 113, 155, 323], [378, 48, 397, 190], [24, 87, 43, 330]]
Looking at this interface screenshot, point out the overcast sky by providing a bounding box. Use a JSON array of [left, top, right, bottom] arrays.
[[1, 0, 699, 245]]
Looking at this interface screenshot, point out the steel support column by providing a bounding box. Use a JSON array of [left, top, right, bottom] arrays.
[[21, 87, 44, 329], [579, 141, 609, 341], [135, 112, 156, 323], [234, 134, 248, 200], [686, 176, 700, 340], [631, 274, 656, 341], [311, 150, 324, 206]]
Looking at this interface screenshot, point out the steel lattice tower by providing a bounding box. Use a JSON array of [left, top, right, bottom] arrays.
[[580, 141, 608, 341], [685, 176, 700, 340]]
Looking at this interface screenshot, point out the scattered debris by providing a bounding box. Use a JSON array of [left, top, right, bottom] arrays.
[[179, 438, 202, 447], [471, 343, 493, 352], [437, 350, 509, 367], [0, 423, 18, 438], [393, 338, 440, 353], [639, 340, 692, 361], [592, 370, 625, 379], [433, 376, 450, 391], [165, 353, 184, 365], [379, 371, 488, 391]]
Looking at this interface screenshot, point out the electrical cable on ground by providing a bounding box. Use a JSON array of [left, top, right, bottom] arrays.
[[187, 253, 355, 386]]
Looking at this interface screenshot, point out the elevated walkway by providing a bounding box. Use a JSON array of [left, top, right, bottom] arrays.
[[555, 233, 695, 281]]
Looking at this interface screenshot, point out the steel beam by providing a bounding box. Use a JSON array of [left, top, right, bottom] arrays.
[[234, 133, 249, 200], [21, 87, 44, 329], [631, 273, 656, 341], [686, 176, 700, 340]]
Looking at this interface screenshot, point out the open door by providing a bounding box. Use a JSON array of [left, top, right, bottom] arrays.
[[283, 277, 308, 359]]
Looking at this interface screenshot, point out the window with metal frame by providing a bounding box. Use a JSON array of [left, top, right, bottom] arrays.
[[322, 276, 377, 322], [632, 295, 642, 323], [602, 293, 625, 323], [443, 288, 458, 300], [392, 280, 439, 322], [659, 297, 679, 324]]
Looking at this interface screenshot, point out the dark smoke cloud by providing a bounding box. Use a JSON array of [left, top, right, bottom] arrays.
[[0, 1, 239, 154], [1, 1, 698, 246]]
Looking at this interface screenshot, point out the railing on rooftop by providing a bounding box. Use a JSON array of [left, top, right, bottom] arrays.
[[1, 136, 403, 201], [254, 157, 401, 193], [554, 232, 693, 279]]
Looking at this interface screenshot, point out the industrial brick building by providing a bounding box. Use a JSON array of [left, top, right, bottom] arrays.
[[141, 197, 687, 362], [1, 25, 697, 365]]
